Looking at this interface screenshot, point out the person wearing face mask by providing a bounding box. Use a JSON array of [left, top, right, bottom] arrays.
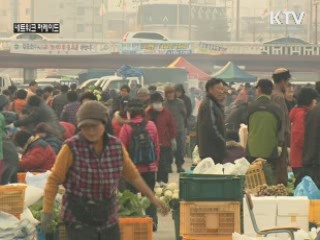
[[196, 78, 226, 163], [146, 93, 177, 184]]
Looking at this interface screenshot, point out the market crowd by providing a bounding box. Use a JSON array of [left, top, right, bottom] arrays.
[[0, 68, 319, 239]]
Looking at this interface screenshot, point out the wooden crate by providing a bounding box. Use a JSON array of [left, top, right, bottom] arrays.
[[119, 217, 153, 240], [0, 185, 27, 219], [180, 201, 241, 237], [310, 200, 320, 225], [246, 160, 267, 190]]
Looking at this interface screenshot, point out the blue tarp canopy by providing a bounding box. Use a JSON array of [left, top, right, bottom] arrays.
[[116, 65, 144, 78], [211, 61, 257, 83]]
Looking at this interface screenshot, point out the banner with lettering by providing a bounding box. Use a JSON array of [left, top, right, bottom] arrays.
[[9, 42, 119, 55], [196, 42, 227, 55], [120, 42, 192, 55]]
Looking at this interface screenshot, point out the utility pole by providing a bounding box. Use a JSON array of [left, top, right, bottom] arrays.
[[253, 9, 256, 42], [315, 0, 319, 44], [177, 0, 180, 36], [284, 0, 288, 38], [92, 0, 95, 39], [309, 0, 313, 43], [236, 0, 240, 41], [188, 0, 192, 41]]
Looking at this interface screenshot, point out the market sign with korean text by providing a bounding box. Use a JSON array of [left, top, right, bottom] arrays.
[[9, 42, 120, 55], [196, 42, 227, 55], [120, 42, 192, 55]]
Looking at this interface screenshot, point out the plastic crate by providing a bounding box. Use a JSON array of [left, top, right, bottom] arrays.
[[180, 201, 241, 237], [0, 185, 26, 219], [310, 200, 320, 225], [183, 236, 232, 240], [245, 161, 267, 191], [179, 174, 245, 202], [119, 217, 153, 240]]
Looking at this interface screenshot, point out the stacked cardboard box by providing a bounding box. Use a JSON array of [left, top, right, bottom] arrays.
[[243, 196, 309, 239]]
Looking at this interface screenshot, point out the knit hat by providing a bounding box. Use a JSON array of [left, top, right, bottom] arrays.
[[76, 101, 108, 128], [150, 92, 164, 103]]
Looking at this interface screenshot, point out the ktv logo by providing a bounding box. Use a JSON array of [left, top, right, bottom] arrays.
[[270, 11, 305, 25]]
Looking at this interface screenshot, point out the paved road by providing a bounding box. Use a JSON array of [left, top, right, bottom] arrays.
[[153, 158, 192, 240]]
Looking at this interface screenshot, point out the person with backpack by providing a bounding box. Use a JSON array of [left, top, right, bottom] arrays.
[[119, 99, 160, 231]]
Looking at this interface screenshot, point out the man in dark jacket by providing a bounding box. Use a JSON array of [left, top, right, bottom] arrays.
[[303, 104, 320, 188], [246, 79, 282, 178], [164, 85, 187, 172], [196, 78, 226, 163], [175, 84, 192, 127], [10, 96, 64, 139], [52, 85, 69, 118]]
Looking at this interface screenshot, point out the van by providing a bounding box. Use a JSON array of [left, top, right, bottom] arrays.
[[101, 75, 143, 92], [35, 76, 78, 87], [0, 74, 13, 93]]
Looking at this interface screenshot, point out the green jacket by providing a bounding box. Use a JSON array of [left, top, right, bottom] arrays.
[[0, 113, 5, 160], [246, 95, 282, 160]]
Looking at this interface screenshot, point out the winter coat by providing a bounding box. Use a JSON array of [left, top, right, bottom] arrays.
[[14, 103, 64, 138], [246, 95, 282, 161], [164, 98, 187, 133], [60, 122, 76, 140], [119, 116, 160, 173], [52, 93, 69, 118], [303, 105, 320, 167], [290, 107, 310, 168], [8, 99, 27, 113], [1, 137, 19, 184], [0, 113, 5, 160], [20, 136, 56, 172], [112, 111, 128, 138], [178, 94, 192, 126], [60, 101, 81, 126], [223, 141, 245, 164], [225, 101, 248, 140], [146, 108, 177, 148], [43, 135, 63, 155], [196, 94, 226, 163], [271, 89, 290, 146]]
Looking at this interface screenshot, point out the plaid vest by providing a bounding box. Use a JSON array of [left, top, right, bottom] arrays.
[[61, 134, 123, 228]]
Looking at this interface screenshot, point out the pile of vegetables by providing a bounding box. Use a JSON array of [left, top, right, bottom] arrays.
[[254, 184, 288, 197], [29, 202, 61, 233], [117, 190, 151, 217], [155, 183, 179, 210]]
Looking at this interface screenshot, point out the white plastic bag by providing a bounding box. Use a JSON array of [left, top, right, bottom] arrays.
[[192, 145, 201, 165], [25, 185, 44, 208], [193, 158, 215, 174], [25, 171, 51, 190], [0, 212, 36, 240], [233, 157, 251, 175], [239, 124, 248, 149], [21, 208, 39, 225], [223, 163, 236, 175]]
